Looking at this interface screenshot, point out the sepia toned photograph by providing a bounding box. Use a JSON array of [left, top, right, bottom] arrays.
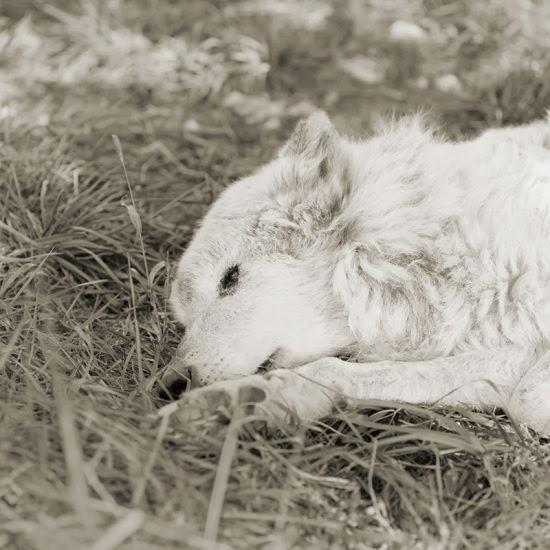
[[1, 1, 550, 548]]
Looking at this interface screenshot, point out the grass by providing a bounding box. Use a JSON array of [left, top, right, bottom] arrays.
[[1, 0, 550, 548]]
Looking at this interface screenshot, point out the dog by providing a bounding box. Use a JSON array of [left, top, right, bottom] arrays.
[[160, 111, 550, 434]]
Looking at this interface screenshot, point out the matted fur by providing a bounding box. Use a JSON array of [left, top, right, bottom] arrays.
[[163, 111, 550, 434]]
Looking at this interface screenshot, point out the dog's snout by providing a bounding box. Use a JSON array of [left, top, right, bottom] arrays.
[[158, 365, 196, 400]]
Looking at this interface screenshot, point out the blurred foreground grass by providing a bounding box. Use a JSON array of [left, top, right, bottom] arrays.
[[1, 1, 550, 548]]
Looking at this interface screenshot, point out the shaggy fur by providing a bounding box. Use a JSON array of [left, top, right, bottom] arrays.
[[163, 112, 550, 434]]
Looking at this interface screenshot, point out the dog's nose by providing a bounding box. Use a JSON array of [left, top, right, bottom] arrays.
[[157, 365, 196, 400]]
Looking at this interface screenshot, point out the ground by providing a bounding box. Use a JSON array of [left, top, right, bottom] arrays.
[[1, 1, 550, 549]]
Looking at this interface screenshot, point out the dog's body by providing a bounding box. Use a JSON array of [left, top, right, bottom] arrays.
[[164, 113, 550, 434]]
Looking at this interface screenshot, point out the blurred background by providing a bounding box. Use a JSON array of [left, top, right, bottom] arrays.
[[2, 0, 550, 217]]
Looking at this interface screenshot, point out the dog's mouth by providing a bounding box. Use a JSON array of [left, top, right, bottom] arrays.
[[255, 349, 280, 375]]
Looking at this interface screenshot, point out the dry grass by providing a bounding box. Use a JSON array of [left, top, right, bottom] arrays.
[[1, 1, 550, 548]]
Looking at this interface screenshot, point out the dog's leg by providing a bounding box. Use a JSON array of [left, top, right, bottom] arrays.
[[250, 347, 535, 425], [173, 347, 548, 433]]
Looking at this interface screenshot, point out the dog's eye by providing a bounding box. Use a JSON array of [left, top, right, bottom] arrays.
[[219, 265, 239, 296]]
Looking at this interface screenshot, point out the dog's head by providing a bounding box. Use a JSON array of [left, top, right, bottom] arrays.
[[163, 112, 357, 391]]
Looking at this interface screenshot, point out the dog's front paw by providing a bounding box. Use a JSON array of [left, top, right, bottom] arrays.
[[160, 368, 335, 430], [166, 375, 270, 425], [160, 366, 340, 430]]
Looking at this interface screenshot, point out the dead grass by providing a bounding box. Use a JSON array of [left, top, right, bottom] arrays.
[[1, 1, 550, 548]]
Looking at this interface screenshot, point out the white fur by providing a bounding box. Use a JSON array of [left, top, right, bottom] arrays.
[[165, 112, 550, 434]]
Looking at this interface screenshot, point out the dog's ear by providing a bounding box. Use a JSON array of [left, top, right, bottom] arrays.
[[271, 112, 351, 236], [280, 111, 338, 164]]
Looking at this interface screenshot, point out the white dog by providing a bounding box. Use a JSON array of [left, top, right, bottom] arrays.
[[162, 112, 550, 434]]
